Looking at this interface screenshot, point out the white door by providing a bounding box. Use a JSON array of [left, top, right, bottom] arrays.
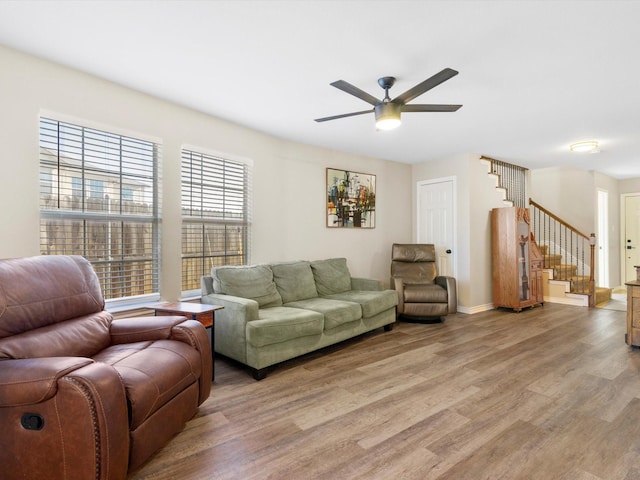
[[624, 194, 640, 282], [417, 178, 456, 277]]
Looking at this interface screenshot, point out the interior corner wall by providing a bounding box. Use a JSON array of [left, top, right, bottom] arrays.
[[412, 153, 506, 312], [529, 166, 595, 235], [530, 166, 624, 288], [0, 45, 412, 300]]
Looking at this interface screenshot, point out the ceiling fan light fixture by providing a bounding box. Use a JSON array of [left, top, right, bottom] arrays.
[[375, 102, 401, 131], [570, 140, 599, 153]]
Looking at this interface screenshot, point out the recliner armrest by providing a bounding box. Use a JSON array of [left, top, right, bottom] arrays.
[[109, 316, 189, 344], [392, 277, 405, 313], [0, 359, 130, 480], [435, 276, 457, 313], [0, 357, 94, 406]]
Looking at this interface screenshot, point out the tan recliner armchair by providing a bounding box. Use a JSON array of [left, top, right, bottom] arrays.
[[391, 243, 457, 321], [0, 255, 212, 480]]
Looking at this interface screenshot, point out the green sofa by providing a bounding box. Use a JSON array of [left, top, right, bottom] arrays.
[[201, 258, 398, 379]]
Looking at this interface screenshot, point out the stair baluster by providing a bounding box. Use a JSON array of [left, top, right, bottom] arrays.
[[529, 198, 597, 307]]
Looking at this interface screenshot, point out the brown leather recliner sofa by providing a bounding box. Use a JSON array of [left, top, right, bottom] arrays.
[[391, 243, 457, 321], [0, 255, 212, 480]]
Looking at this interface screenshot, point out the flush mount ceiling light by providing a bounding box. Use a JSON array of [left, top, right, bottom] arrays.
[[570, 140, 600, 153]]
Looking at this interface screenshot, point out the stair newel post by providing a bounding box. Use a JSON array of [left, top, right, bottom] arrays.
[[589, 233, 596, 307]]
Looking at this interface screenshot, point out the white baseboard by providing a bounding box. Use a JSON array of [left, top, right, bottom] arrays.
[[543, 294, 588, 307], [457, 303, 494, 314]]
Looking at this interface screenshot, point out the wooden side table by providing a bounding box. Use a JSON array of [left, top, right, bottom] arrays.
[[146, 302, 223, 381]]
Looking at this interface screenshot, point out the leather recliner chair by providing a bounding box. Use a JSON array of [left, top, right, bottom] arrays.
[[391, 243, 457, 321], [0, 255, 212, 480]]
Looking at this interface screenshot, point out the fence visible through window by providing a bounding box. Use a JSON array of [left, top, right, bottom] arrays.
[[181, 149, 250, 293], [39, 117, 160, 300]]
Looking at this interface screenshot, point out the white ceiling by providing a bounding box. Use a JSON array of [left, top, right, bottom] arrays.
[[1, 0, 639, 179]]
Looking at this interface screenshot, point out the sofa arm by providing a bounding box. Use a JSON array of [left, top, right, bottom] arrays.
[[201, 275, 215, 296], [201, 293, 260, 321], [351, 277, 384, 291], [0, 359, 130, 480], [201, 293, 259, 364], [436, 276, 457, 314]]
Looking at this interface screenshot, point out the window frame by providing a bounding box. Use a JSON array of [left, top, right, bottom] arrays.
[[39, 116, 162, 307], [180, 146, 252, 297]]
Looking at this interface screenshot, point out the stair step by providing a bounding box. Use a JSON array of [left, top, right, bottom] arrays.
[[595, 287, 613, 305], [553, 264, 578, 277], [543, 254, 563, 268]]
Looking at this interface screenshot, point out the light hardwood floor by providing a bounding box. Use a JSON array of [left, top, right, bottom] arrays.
[[129, 303, 640, 480]]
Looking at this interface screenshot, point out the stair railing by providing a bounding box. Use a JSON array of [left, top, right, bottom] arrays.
[[482, 155, 528, 208], [529, 198, 596, 307]]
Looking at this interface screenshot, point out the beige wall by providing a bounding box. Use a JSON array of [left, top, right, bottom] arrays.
[[530, 166, 623, 287], [0, 45, 412, 301], [412, 154, 507, 312], [5, 43, 634, 311]]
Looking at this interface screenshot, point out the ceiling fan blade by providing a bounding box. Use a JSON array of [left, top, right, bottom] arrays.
[[314, 109, 373, 122], [401, 104, 463, 112], [392, 68, 459, 105], [330, 80, 380, 106]]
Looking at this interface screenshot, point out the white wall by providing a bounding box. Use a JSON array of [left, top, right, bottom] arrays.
[[0, 45, 412, 301]]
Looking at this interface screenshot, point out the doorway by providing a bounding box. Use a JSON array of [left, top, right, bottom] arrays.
[[417, 177, 456, 278]]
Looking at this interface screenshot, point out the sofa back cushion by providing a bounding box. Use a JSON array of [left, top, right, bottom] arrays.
[[310, 258, 352, 296], [271, 261, 318, 303], [212, 265, 283, 307]]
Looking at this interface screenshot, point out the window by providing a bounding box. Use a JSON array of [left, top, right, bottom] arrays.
[[39, 117, 161, 301], [88, 179, 104, 199], [181, 148, 251, 294]]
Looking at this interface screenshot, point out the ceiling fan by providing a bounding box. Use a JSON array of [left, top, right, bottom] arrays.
[[314, 68, 462, 130]]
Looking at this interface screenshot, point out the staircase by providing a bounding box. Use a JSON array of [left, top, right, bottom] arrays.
[[482, 156, 609, 308], [539, 244, 612, 306]]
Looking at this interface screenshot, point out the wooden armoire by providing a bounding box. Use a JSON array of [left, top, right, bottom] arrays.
[[491, 206, 544, 311]]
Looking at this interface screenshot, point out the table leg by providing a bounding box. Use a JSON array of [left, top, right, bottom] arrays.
[[208, 325, 214, 381]]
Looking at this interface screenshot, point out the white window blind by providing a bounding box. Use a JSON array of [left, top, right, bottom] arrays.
[[39, 117, 161, 301], [181, 149, 251, 293]]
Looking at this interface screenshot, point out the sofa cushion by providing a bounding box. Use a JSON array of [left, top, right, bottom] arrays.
[[326, 289, 398, 318], [271, 261, 318, 303], [212, 265, 282, 308], [310, 257, 352, 296], [246, 307, 323, 347], [285, 297, 361, 330]]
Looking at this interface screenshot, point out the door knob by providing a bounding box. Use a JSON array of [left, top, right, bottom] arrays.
[[446, 249, 452, 254]]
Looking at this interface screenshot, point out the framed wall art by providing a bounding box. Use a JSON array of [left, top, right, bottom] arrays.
[[326, 168, 376, 228]]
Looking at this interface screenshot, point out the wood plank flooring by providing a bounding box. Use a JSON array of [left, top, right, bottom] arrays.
[[128, 303, 640, 480]]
